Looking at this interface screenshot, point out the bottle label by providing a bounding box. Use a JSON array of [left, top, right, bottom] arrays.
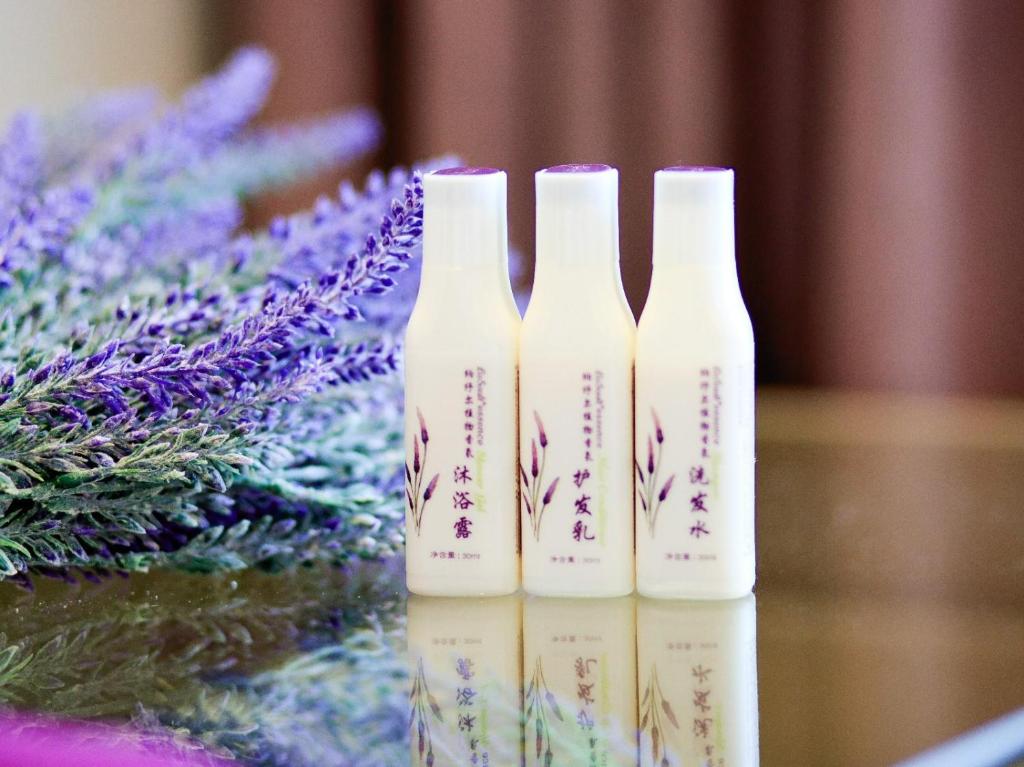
[[407, 365, 493, 561], [522, 365, 637, 572], [636, 359, 755, 584], [638, 366, 721, 549], [521, 368, 607, 551]]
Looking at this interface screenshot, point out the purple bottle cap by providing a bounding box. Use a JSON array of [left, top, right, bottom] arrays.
[[661, 165, 731, 173], [433, 166, 502, 175], [544, 163, 614, 174]]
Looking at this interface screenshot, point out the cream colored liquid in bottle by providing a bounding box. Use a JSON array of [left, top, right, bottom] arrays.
[[519, 164, 636, 597], [404, 168, 520, 596], [635, 167, 755, 599]]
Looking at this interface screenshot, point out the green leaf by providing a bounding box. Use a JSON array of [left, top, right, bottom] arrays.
[[0, 644, 19, 675], [0, 470, 19, 492], [0, 537, 31, 557], [0, 459, 44, 482], [114, 516, 148, 535], [169, 511, 202, 528], [55, 471, 91, 489], [0, 549, 18, 577]]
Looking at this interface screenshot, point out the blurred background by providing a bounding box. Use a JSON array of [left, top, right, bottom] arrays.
[[2, 0, 1022, 396]]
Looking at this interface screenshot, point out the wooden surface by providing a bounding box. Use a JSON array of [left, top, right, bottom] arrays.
[[1, 388, 1022, 765], [756, 388, 1024, 765]]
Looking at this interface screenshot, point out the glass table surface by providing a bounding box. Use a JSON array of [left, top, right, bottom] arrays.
[[1, 389, 1022, 767]]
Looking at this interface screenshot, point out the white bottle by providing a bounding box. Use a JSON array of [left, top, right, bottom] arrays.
[[523, 596, 637, 765], [635, 167, 755, 599], [636, 595, 759, 766], [519, 164, 636, 598], [404, 167, 520, 596], [407, 595, 522, 765]]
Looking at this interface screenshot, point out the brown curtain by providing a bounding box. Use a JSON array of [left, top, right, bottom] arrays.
[[216, 0, 1024, 396]]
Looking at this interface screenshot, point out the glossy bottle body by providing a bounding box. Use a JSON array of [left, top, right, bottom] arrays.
[[523, 596, 637, 764], [407, 595, 523, 765], [405, 169, 521, 596], [635, 168, 755, 599], [636, 595, 759, 765], [519, 165, 636, 597]]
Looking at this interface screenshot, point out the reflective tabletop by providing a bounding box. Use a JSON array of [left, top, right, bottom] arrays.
[[1, 389, 1023, 766]]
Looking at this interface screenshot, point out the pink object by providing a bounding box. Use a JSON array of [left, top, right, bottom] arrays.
[[0, 713, 231, 767]]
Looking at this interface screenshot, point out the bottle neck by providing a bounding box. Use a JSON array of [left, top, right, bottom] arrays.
[[652, 193, 735, 268], [647, 260, 743, 310], [645, 168, 744, 312], [417, 185, 517, 313], [419, 254, 516, 301], [649, 206, 742, 306], [533, 199, 629, 310]]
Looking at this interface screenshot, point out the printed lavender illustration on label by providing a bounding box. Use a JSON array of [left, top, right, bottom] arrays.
[[407, 408, 440, 537], [636, 408, 676, 537], [522, 411, 560, 542]]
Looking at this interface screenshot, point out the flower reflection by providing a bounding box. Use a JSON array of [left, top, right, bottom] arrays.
[[1, 561, 759, 766]]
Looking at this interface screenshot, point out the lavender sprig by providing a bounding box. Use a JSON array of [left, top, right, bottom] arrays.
[[0, 113, 43, 208], [83, 46, 275, 187], [0, 46, 463, 583], [0, 115, 92, 287], [42, 89, 159, 182], [53, 161, 426, 370], [0, 175, 419, 501]]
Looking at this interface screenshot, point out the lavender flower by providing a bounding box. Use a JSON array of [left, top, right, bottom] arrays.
[[0, 114, 92, 286], [0, 47, 443, 581], [87, 47, 275, 186], [42, 89, 158, 181], [201, 108, 382, 199], [0, 113, 42, 207]]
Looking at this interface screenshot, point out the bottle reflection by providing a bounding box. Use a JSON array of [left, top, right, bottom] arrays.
[[523, 596, 638, 766], [406, 595, 523, 766], [406, 594, 757, 767], [636, 595, 758, 767]]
